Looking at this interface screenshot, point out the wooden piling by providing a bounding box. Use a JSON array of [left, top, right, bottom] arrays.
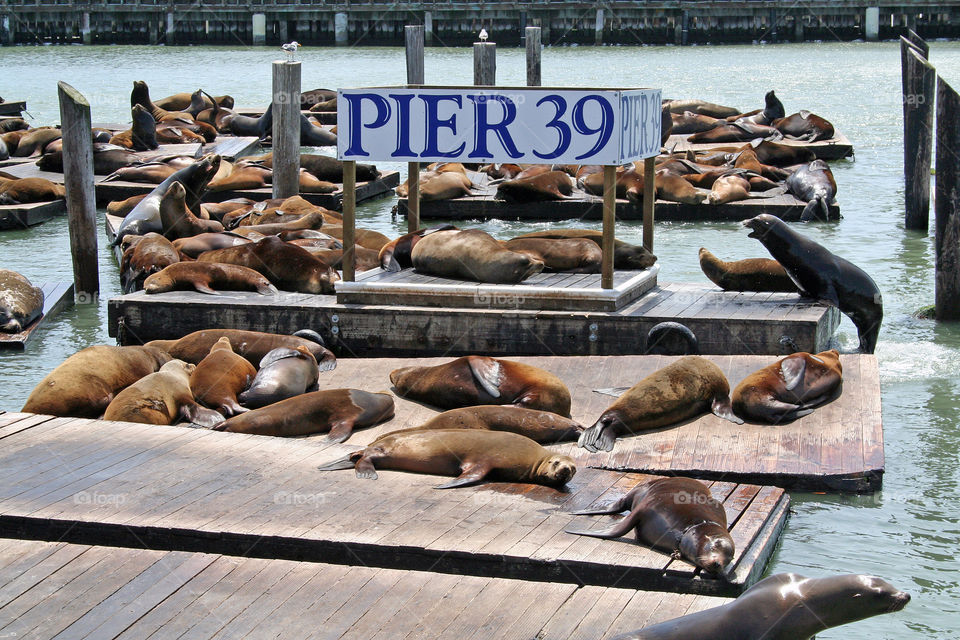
[[902, 46, 936, 230], [601, 165, 615, 289], [271, 60, 301, 200], [406, 24, 424, 233], [525, 26, 541, 86], [643, 156, 656, 252], [906, 28, 929, 58], [474, 41, 496, 86], [934, 76, 960, 320], [342, 160, 357, 282], [57, 81, 99, 303]]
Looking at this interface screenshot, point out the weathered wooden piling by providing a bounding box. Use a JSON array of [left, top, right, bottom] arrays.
[[57, 81, 99, 304], [906, 28, 929, 58], [525, 26, 541, 86], [601, 165, 616, 289], [643, 156, 656, 252], [342, 160, 357, 282], [474, 40, 496, 86], [271, 60, 301, 200], [934, 76, 960, 320], [405, 25, 424, 233], [902, 46, 936, 230]]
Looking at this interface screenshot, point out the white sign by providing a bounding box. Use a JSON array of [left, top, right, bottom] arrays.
[[337, 86, 661, 165]]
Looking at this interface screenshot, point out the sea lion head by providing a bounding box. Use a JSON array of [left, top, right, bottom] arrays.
[[159, 358, 196, 379], [679, 521, 734, 575], [741, 213, 781, 240], [535, 454, 577, 487], [615, 244, 657, 270], [799, 575, 911, 627]]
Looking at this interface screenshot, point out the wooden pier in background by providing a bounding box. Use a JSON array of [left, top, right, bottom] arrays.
[[0, 282, 73, 350]]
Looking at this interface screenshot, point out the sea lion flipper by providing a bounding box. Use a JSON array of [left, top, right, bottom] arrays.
[[355, 456, 378, 479], [317, 454, 357, 472], [179, 402, 225, 428], [435, 463, 488, 489], [325, 419, 355, 444], [711, 396, 744, 425], [780, 356, 807, 391], [193, 282, 220, 295], [467, 356, 503, 399], [577, 422, 617, 453]]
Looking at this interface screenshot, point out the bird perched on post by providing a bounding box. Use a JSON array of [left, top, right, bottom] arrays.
[[479, 28, 488, 42], [281, 41, 300, 61]]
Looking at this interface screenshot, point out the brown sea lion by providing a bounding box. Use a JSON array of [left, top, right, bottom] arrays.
[[108, 105, 159, 151], [578, 356, 743, 452], [13, 127, 62, 157], [705, 174, 752, 205], [317, 429, 576, 488], [566, 476, 734, 575], [172, 232, 251, 259], [670, 111, 721, 134], [0, 270, 44, 333], [378, 225, 457, 272], [390, 356, 572, 417], [102, 359, 223, 427], [581, 165, 646, 201], [158, 181, 224, 239], [747, 139, 816, 166], [322, 225, 390, 252], [146, 328, 335, 371], [120, 232, 180, 294], [496, 170, 573, 202], [206, 164, 272, 191], [514, 229, 656, 270], [103, 162, 181, 185], [774, 110, 835, 142], [199, 199, 254, 222], [130, 80, 194, 123], [411, 229, 543, 284], [284, 235, 342, 251], [144, 262, 277, 296], [616, 573, 909, 640], [396, 170, 472, 201], [190, 337, 257, 417], [785, 159, 837, 221], [154, 91, 233, 111], [229, 212, 327, 237], [663, 99, 740, 119], [655, 169, 707, 205], [197, 236, 339, 294], [503, 237, 602, 273], [403, 405, 582, 444], [688, 121, 781, 144], [0, 177, 66, 205], [216, 388, 394, 441], [0, 118, 29, 133], [238, 345, 319, 408], [698, 248, 798, 293], [732, 349, 843, 423], [108, 194, 149, 218], [306, 247, 380, 272], [22, 345, 173, 418], [154, 124, 206, 145]]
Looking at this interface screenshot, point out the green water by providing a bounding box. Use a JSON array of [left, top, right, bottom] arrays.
[[1, 42, 959, 638]]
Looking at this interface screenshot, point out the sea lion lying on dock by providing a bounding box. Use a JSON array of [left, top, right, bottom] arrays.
[[785, 159, 837, 221], [102, 359, 223, 427], [197, 235, 339, 294], [0, 269, 44, 333], [503, 237, 602, 273], [732, 349, 843, 423], [146, 328, 336, 370], [0, 177, 65, 205], [402, 405, 583, 445], [238, 345, 320, 408], [774, 110, 835, 142], [411, 228, 544, 284], [698, 247, 798, 293], [514, 229, 657, 270], [120, 232, 180, 294], [190, 337, 256, 417], [144, 262, 277, 296]]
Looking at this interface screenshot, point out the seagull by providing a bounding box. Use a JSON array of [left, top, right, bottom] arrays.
[[281, 41, 300, 61], [479, 28, 488, 42]]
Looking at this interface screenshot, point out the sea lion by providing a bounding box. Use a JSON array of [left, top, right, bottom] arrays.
[[102, 359, 223, 427], [0, 177, 66, 205], [704, 174, 753, 205], [402, 405, 582, 444], [103, 162, 181, 185], [158, 181, 224, 239], [190, 336, 257, 417], [317, 429, 577, 488], [732, 349, 843, 423], [13, 127, 62, 157], [146, 328, 336, 371], [154, 91, 233, 111], [732, 90, 786, 126], [503, 237, 602, 273], [655, 169, 708, 205], [743, 214, 883, 353], [0, 118, 29, 133], [206, 164, 272, 191], [229, 213, 327, 237], [306, 247, 380, 272], [614, 572, 909, 640], [154, 123, 207, 145], [240, 152, 379, 182], [514, 229, 656, 270], [688, 121, 782, 144], [578, 356, 743, 452], [774, 110, 836, 142], [417, 171, 473, 201], [378, 225, 457, 272], [172, 232, 251, 259], [238, 345, 320, 408], [108, 105, 159, 151], [130, 80, 194, 123], [299, 114, 337, 146], [301, 88, 337, 106], [108, 194, 149, 218], [120, 232, 180, 294], [785, 159, 837, 221], [581, 165, 647, 201], [748, 139, 816, 166], [36, 143, 143, 175], [321, 225, 390, 252], [225, 104, 273, 139], [670, 111, 721, 134], [390, 356, 572, 417], [216, 388, 394, 440], [144, 262, 278, 296], [411, 229, 544, 284], [663, 99, 740, 119], [698, 247, 798, 293], [197, 236, 339, 294], [22, 345, 173, 418], [195, 90, 234, 131], [0, 270, 44, 333], [496, 171, 573, 202], [566, 476, 734, 575], [200, 199, 255, 222]]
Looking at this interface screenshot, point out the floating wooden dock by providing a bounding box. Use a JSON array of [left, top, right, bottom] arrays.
[[0, 538, 729, 639], [0, 282, 73, 350], [0, 410, 788, 596], [0, 199, 66, 230], [666, 132, 854, 161], [397, 170, 840, 222], [0, 101, 26, 117]]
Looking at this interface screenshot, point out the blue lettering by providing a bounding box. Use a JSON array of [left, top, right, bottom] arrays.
[[533, 95, 571, 160], [572, 95, 614, 161], [422, 94, 465, 158], [638, 94, 647, 157], [388, 93, 416, 158], [467, 94, 522, 159], [343, 93, 391, 157]]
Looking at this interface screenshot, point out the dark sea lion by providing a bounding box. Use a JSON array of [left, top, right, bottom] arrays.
[[732, 349, 843, 423], [660, 104, 673, 146], [496, 171, 573, 202], [785, 159, 837, 221], [22, 345, 173, 418], [120, 232, 180, 294], [301, 88, 337, 106], [283, 234, 341, 250], [0, 118, 29, 133], [317, 429, 576, 488], [663, 99, 740, 119], [146, 328, 336, 371], [670, 111, 721, 134], [238, 345, 320, 408], [581, 165, 646, 200], [37, 144, 145, 175], [688, 121, 781, 144], [615, 572, 909, 640], [108, 105, 159, 151], [154, 124, 206, 145], [240, 152, 379, 182], [195, 90, 234, 131], [299, 114, 337, 146], [774, 110, 836, 142], [306, 246, 380, 272], [197, 235, 339, 294], [743, 214, 882, 353], [411, 229, 544, 284], [0, 270, 44, 333], [515, 229, 656, 270], [158, 181, 224, 239], [130, 80, 193, 123], [578, 356, 743, 453], [0, 177, 66, 205], [390, 356, 572, 417], [102, 359, 223, 427], [144, 262, 277, 296], [200, 199, 254, 222], [216, 388, 394, 440], [225, 104, 273, 139], [403, 405, 582, 444], [734, 90, 785, 126], [503, 237, 602, 273], [378, 225, 457, 272], [566, 476, 734, 574], [155, 91, 232, 111], [190, 336, 257, 417], [315, 225, 390, 252], [206, 164, 272, 191], [698, 247, 798, 293]]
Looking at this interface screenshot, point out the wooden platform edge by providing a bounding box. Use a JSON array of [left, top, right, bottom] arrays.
[[730, 491, 791, 587], [589, 465, 883, 493]]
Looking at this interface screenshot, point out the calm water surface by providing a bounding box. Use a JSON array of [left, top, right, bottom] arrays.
[[1, 42, 959, 638]]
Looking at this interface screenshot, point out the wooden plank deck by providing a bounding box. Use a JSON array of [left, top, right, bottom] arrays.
[[0, 411, 787, 596], [0, 539, 728, 639], [0, 199, 66, 230], [0, 281, 73, 350], [666, 131, 854, 160], [397, 169, 840, 222]]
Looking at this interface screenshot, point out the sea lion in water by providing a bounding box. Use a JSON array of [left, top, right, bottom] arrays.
[[503, 237, 602, 273], [22, 345, 172, 418], [743, 214, 882, 353], [216, 388, 394, 440], [614, 572, 909, 640], [190, 337, 257, 417], [146, 328, 336, 371], [102, 359, 223, 427], [144, 262, 278, 296], [732, 349, 843, 424], [238, 346, 320, 408], [390, 356, 572, 417], [411, 229, 544, 284], [317, 429, 577, 488], [578, 356, 743, 453], [402, 405, 582, 445], [197, 236, 340, 294], [785, 159, 837, 221], [120, 232, 180, 294], [698, 248, 798, 293], [515, 229, 657, 270], [0, 270, 44, 333], [566, 476, 734, 575]]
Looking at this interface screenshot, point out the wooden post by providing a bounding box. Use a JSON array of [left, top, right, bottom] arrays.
[[903, 47, 935, 230], [57, 81, 99, 303], [406, 24, 424, 233], [642, 156, 656, 253], [525, 26, 541, 86], [601, 165, 616, 289], [934, 76, 960, 320], [342, 160, 357, 282], [907, 28, 929, 58], [272, 60, 301, 200], [474, 41, 496, 86]]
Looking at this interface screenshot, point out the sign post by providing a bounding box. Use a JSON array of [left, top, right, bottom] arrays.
[[337, 86, 661, 286]]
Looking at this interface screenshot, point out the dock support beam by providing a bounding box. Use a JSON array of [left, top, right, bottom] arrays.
[[902, 40, 935, 230], [165, 11, 175, 46], [865, 7, 880, 41], [342, 161, 357, 282], [601, 165, 615, 290], [474, 41, 496, 86], [594, 9, 604, 45], [424, 12, 433, 45], [272, 61, 301, 200], [793, 17, 804, 42], [405, 24, 424, 233], [0, 15, 10, 46], [680, 11, 689, 45], [525, 26, 541, 86], [643, 156, 655, 253], [252, 13, 265, 45], [935, 77, 960, 321], [335, 12, 348, 46], [80, 12, 91, 45], [278, 19, 288, 44]]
